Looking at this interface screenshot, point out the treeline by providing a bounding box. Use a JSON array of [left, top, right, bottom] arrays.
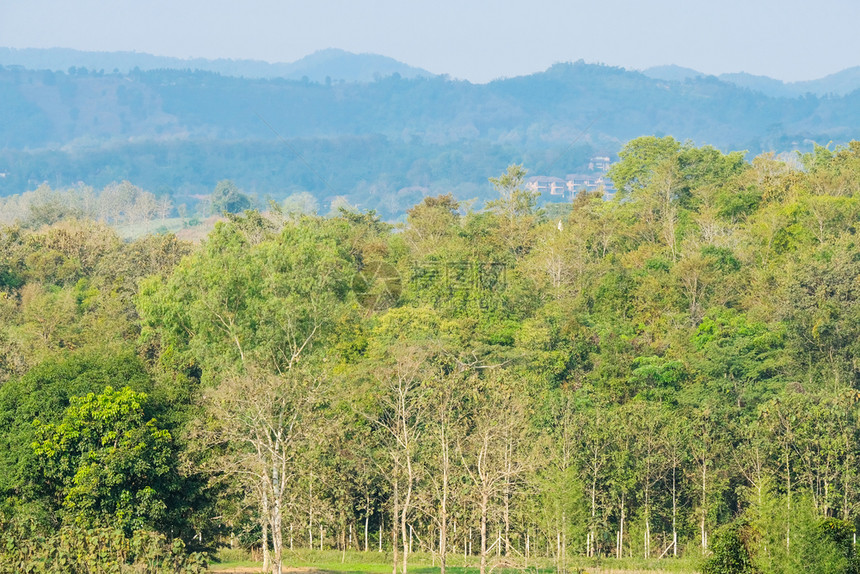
[[0, 137, 559, 220], [0, 178, 269, 232], [0, 181, 175, 228], [3, 137, 860, 573]]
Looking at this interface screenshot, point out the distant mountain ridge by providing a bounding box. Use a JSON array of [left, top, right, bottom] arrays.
[[3, 56, 860, 218], [5, 47, 860, 96], [643, 64, 860, 97], [0, 47, 435, 83]]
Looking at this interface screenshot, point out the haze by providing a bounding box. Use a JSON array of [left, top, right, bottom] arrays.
[[2, 0, 859, 83]]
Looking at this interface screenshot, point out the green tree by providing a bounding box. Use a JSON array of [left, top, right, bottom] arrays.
[[0, 352, 152, 502], [702, 518, 759, 574], [32, 386, 178, 533], [211, 179, 252, 214], [139, 216, 354, 377]]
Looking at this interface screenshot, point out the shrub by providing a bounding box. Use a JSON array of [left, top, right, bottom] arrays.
[[702, 518, 759, 574]]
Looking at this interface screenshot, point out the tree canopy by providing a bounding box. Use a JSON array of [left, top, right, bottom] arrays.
[[3, 138, 860, 573]]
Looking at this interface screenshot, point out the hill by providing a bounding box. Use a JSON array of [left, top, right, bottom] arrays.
[[644, 64, 860, 97], [0, 47, 434, 82], [3, 55, 860, 217]]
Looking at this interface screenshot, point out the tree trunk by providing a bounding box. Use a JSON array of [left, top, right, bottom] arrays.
[[618, 492, 625, 560], [262, 489, 270, 572], [589, 475, 597, 557], [392, 481, 399, 574], [644, 487, 650, 559], [701, 458, 707, 556], [786, 446, 791, 554], [480, 493, 489, 574], [401, 479, 411, 574], [365, 509, 370, 552], [440, 437, 449, 574], [271, 459, 283, 574], [672, 462, 678, 558], [503, 461, 511, 556]]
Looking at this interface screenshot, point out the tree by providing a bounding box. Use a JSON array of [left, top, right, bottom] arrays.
[[138, 216, 354, 377], [424, 370, 469, 574], [32, 386, 177, 534], [575, 398, 613, 557], [360, 344, 430, 574], [485, 165, 540, 259], [459, 372, 529, 574], [200, 366, 324, 574], [607, 136, 682, 196], [534, 389, 586, 572], [212, 180, 252, 214], [282, 192, 319, 216], [404, 194, 461, 256], [702, 518, 759, 574], [0, 352, 154, 503], [629, 400, 669, 559]]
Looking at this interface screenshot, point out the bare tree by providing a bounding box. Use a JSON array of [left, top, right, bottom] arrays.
[[362, 346, 429, 574], [424, 370, 470, 574], [201, 366, 324, 574], [459, 374, 528, 574]]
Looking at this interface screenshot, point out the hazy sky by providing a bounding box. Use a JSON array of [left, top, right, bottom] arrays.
[[2, 0, 858, 83]]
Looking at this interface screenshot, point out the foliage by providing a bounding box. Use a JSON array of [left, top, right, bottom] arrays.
[[0, 352, 153, 500], [702, 518, 759, 574], [0, 518, 208, 574], [32, 386, 177, 534], [211, 180, 252, 214], [5, 141, 860, 570]]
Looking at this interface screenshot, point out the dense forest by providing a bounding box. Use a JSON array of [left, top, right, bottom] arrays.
[[3, 137, 860, 573]]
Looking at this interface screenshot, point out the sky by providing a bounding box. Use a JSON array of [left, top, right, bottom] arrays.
[[2, 0, 859, 83]]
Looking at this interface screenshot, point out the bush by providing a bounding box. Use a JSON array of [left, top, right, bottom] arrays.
[[0, 521, 208, 574], [820, 518, 860, 574], [702, 518, 759, 574]]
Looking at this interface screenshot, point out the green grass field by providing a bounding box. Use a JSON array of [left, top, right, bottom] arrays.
[[207, 549, 700, 574]]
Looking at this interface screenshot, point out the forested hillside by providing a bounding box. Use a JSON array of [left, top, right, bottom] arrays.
[[0, 47, 436, 83], [3, 60, 860, 218], [3, 137, 860, 573]]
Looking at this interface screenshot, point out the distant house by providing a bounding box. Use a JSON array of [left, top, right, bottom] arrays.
[[525, 176, 568, 196], [565, 174, 616, 198], [588, 156, 611, 172], [529, 156, 616, 201]]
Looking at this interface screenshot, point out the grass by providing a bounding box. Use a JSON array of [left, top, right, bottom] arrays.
[[208, 549, 699, 574]]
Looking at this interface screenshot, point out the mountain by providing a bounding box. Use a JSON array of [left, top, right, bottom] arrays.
[[644, 65, 860, 98], [718, 69, 860, 98], [642, 65, 705, 82], [0, 47, 434, 83], [796, 66, 860, 96], [2, 58, 860, 217], [283, 49, 434, 82], [6, 47, 860, 96], [717, 72, 792, 97], [3, 59, 831, 152]]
